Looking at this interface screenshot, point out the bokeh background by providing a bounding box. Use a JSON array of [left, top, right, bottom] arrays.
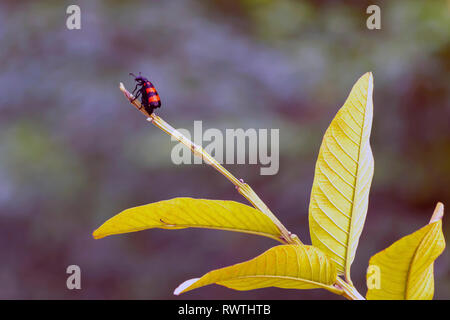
[[0, 0, 449, 299]]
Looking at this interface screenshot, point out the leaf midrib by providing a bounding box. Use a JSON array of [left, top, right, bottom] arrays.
[[94, 223, 284, 242], [344, 76, 371, 279]]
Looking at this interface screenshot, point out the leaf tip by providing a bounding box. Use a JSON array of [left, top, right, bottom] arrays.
[[430, 202, 444, 224], [360, 71, 373, 81], [365, 71, 374, 86], [173, 278, 200, 295], [92, 229, 103, 240]]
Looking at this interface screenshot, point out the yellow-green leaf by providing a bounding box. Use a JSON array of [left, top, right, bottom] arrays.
[[174, 245, 340, 295], [366, 203, 446, 300], [309, 72, 374, 280], [93, 197, 283, 242]]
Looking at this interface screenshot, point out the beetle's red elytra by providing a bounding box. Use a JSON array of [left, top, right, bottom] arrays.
[[129, 72, 161, 115]]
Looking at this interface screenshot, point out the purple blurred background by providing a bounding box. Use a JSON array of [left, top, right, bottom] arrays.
[[0, 0, 449, 299]]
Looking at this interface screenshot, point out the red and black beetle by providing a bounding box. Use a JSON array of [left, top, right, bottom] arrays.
[[129, 72, 161, 115]]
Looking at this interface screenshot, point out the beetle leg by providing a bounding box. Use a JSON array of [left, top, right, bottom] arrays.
[[131, 84, 142, 101], [131, 83, 139, 94], [132, 89, 142, 102]]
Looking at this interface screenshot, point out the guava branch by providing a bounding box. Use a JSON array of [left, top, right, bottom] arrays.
[[119, 82, 301, 245]]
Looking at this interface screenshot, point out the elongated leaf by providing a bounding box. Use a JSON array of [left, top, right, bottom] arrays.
[[366, 203, 445, 300], [93, 197, 283, 242], [308, 72, 374, 279], [174, 245, 339, 295]]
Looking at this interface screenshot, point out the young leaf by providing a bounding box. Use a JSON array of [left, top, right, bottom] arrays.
[[174, 245, 340, 295], [93, 197, 283, 242], [308, 72, 374, 280], [366, 203, 445, 300]]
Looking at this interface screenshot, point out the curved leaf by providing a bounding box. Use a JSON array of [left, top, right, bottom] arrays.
[[366, 203, 445, 300], [174, 245, 340, 295], [308, 72, 374, 279], [93, 197, 283, 242]]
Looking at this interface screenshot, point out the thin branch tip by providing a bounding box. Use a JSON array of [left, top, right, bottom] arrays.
[[118, 82, 299, 248]]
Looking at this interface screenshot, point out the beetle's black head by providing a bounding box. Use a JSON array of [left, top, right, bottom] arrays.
[[129, 72, 148, 84]]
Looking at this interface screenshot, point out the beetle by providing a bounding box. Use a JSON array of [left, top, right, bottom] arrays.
[[129, 72, 161, 115]]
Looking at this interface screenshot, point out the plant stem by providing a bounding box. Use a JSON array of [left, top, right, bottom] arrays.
[[119, 83, 301, 245], [336, 277, 365, 300]]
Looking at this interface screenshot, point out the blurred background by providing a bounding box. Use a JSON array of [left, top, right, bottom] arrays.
[[0, 0, 449, 299]]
